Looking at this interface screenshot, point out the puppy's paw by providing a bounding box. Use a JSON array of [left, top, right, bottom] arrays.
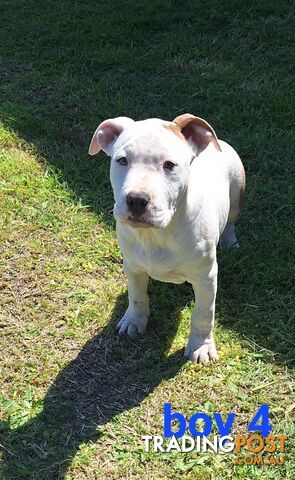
[[184, 337, 218, 364], [116, 311, 148, 338]]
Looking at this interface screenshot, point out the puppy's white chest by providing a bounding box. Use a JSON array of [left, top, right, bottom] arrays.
[[121, 233, 191, 284], [137, 246, 187, 283]]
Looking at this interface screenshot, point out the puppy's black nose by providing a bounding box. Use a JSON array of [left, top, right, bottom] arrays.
[[126, 192, 150, 217]]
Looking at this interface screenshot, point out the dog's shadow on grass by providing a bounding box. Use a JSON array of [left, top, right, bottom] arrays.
[[1, 284, 190, 479]]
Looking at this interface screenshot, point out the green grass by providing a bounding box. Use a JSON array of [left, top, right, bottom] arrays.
[[0, 0, 294, 478]]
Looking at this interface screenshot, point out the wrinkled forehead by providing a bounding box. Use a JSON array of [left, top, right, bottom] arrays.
[[113, 119, 192, 162]]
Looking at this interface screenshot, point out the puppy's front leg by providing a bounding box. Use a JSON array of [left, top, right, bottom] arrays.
[[117, 262, 150, 338], [185, 261, 218, 364]]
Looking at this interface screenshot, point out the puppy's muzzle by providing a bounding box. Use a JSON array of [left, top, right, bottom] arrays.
[[126, 192, 151, 218]]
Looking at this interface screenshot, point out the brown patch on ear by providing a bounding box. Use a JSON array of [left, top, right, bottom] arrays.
[[172, 113, 197, 130], [166, 122, 187, 140], [170, 113, 222, 152]]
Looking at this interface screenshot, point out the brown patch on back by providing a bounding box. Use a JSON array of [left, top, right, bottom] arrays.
[[228, 163, 246, 223], [239, 164, 246, 211]]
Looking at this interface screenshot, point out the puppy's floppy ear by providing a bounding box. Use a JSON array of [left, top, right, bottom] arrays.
[[88, 117, 134, 156], [172, 113, 222, 153]]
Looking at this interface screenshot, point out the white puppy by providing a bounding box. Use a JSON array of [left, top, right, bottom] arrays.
[[89, 114, 245, 364]]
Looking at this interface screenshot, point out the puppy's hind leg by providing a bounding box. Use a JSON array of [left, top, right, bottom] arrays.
[[219, 222, 239, 249]]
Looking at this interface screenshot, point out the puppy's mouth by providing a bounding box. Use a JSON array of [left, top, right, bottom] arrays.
[[113, 203, 171, 229], [122, 216, 156, 228]]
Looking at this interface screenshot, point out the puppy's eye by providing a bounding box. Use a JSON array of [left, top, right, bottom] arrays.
[[116, 157, 128, 166], [163, 161, 176, 171]]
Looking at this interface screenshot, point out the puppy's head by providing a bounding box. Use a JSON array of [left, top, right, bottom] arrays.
[[89, 114, 221, 229]]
